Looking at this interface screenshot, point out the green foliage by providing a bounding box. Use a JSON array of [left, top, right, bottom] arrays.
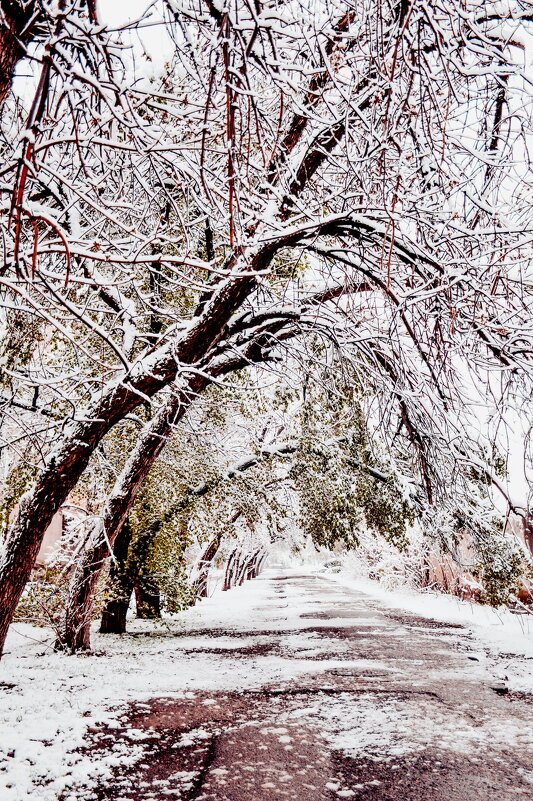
[[127, 459, 196, 613], [126, 520, 195, 614], [0, 460, 37, 536], [468, 450, 508, 485], [353, 472, 414, 551], [268, 250, 308, 281], [292, 441, 413, 551], [448, 510, 525, 607], [0, 310, 44, 390], [15, 563, 108, 630], [291, 375, 414, 552], [492, 455, 507, 479], [291, 447, 361, 550], [472, 531, 524, 606]]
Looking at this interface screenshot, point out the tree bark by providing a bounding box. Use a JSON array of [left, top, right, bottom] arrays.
[[0, 364, 179, 654], [238, 556, 249, 585], [99, 595, 131, 634], [232, 553, 244, 587], [56, 382, 205, 651], [99, 519, 134, 635], [193, 534, 221, 599], [0, 1, 41, 109]]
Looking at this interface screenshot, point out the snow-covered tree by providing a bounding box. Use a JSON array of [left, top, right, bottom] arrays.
[[1, 0, 533, 656]]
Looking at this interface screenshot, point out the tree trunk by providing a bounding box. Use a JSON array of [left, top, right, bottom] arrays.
[[134, 582, 161, 619], [193, 534, 222, 599], [248, 549, 264, 579], [524, 514, 533, 556], [232, 553, 243, 587], [58, 543, 102, 651], [56, 383, 205, 652], [223, 549, 238, 591], [99, 595, 132, 634], [255, 551, 268, 577], [0, 1, 41, 109], [194, 568, 209, 599], [99, 519, 134, 635], [237, 556, 248, 585], [237, 552, 258, 586]]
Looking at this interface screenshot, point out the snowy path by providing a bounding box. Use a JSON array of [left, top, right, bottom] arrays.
[[83, 571, 533, 801], [2, 569, 533, 800]]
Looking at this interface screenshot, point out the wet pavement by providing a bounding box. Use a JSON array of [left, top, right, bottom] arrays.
[[86, 572, 533, 801]]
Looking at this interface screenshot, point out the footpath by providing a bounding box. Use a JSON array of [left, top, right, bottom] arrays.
[[85, 571, 533, 801]]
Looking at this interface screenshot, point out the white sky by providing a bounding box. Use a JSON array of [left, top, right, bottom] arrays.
[[100, 0, 174, 81]]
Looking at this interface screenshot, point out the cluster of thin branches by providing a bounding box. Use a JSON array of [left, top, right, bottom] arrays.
[[0, 0, 532, 653]]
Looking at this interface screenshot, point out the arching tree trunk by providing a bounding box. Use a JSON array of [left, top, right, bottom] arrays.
[[238, 556, 249, 585], [247, 550, 260, 580], [223, 549, 238, 591], [0, 369, 198, 656], [194, 534, 222, 599], [235, 549, 263, 585], [99, 519, 134, 635], [236, 553, 252, 586], [233, 553, 244, 587], [255, 551, 268, 576], [249, 549, 265, 579], [56, 384, 205, 652]]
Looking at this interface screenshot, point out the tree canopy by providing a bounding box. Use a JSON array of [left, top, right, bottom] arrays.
[[0, 0, 532, 654]]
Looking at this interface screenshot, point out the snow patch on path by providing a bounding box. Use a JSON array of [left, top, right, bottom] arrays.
[[287, 692, 529, 762]]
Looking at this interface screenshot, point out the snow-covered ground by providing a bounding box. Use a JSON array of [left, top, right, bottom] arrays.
[[0, 569, 532, 801]]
